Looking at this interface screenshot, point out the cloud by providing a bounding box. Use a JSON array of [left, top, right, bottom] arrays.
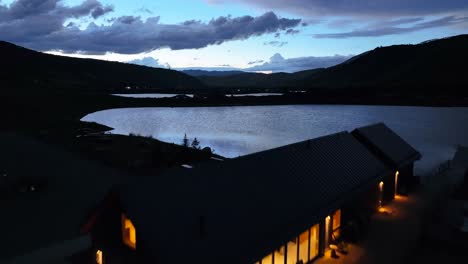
[[285, 29, 300, 35], [245, 53, 353, 73], [128, 57, 167, 68], [137, 7, 153, 14], [264, 41, 288, 47], [248, 59, 264, 65], [315, 16, 468, 38], [210, 0, 468, 16], [0, 2, 301, 54]]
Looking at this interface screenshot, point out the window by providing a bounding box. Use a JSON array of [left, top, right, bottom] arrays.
[[332, 209, 341, 238], [261, 253, 273, 264], [298, 229, 309, 263], [309, 224, 319, 261], [121, 214, 136, 249], [96, 250, 103, 264], [286, 238, 297, 264], [274, 246, 286, 264]]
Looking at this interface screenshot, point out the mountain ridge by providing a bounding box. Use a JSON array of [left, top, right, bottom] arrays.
[[0, 41, 204, 95]]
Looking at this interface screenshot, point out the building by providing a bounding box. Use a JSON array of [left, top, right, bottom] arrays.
[[0, 133, 128, 264], [83, 129, 418, 264], [352, 123, 422, 196]]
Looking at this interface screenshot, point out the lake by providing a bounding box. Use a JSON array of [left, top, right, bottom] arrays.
[[112, 93, 283, 98], [113, 93, 194, 98], [81, 105, 468, 175]]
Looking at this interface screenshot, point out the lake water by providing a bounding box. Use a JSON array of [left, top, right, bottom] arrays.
[[113, 93, 194, 98], [82, 105, 468, 175], [112, 93, 283, 98]]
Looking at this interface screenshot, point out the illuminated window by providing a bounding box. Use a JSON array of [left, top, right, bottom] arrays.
[[96, 249, 103, 264], [309, 224, 319, 261], [298, 229, 309, 263], [274, 246, 285, 264], [121, 214, 136, 249], [261, 253, 273, 264], [332, 209, 341, 237], [286, 238, 298, 264]]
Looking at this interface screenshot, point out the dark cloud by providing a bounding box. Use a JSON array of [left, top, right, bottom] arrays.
[[0, 2, 301, 54], [264, 41, 288, 47], [315, 16, 468, 38], [245, 53, 353, 73], [285, 29, 300, 35], [91, 5, 114, 19], [116, 15, 142, 24], [213, 0, 468, 16]]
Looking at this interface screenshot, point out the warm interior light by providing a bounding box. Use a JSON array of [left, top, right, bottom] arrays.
[[96, 250, 103, 264], [122, 214, 136, 249]]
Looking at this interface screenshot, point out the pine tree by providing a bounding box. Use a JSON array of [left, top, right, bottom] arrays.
[[191, 137, 200, 149], [182, 133, 189, 147]]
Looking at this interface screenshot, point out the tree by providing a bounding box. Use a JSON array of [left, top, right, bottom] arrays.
[[191, 137, 200, 149], [182, 133, 189, 147]]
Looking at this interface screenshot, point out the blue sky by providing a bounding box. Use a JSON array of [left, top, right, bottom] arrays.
[[1, 0, 467, 72]]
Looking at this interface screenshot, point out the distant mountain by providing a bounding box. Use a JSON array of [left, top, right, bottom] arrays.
[[198, 69, 324, 90], [182, 70, 246, 77], [197, 34, 468, 96], [0, 41, 203, 95]]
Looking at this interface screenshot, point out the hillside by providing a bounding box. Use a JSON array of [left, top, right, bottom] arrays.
[[0, 41, 204, 95], [197, 34, 468, 96], [304, 34, 468, 96]]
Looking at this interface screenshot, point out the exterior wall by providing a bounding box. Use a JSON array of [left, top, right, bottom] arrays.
[[382, 173, 396, 204], [76, 195, 147, 264], [398, 163, 415, 194]]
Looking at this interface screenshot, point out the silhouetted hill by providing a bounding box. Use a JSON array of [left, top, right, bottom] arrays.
[[0, 41, 204, 95], [199, 69, 324, 90], [303, 34, 468, 96], [197, 34, 468, 96], [182, 70, 245, 77]]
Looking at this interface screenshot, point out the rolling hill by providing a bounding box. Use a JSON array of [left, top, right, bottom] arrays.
[[303, 34, 468, 96], [0, 41, 204, 95], [197, 34, 468, 96]]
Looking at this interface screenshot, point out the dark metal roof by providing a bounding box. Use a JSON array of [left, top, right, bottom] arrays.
[[121, 132, 390, 264], [352, 123, 421, 167]]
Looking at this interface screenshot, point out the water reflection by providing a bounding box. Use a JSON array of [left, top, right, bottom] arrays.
[[82, 105, 468, 175]]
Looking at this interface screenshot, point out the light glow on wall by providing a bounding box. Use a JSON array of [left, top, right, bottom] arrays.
[[395, 171, 399, 196], [379, 181, 384, 207]]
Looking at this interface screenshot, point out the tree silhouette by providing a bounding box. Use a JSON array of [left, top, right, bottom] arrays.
[[182, 133, 189, 147], [191, 137, 200, 149]]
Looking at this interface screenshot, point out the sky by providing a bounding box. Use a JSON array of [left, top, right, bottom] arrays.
[[1, 0, 467, 72]]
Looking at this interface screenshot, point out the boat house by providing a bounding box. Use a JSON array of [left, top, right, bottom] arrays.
[[84, 128, 419, 264]]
